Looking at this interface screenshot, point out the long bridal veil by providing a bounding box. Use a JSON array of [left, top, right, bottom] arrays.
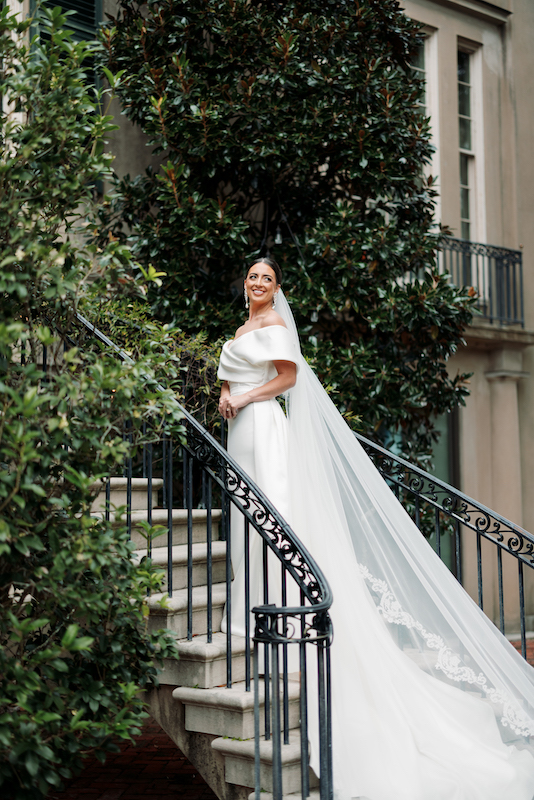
[[276, 291, 534, 799]]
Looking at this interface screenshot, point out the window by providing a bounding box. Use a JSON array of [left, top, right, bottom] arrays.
[[32, 1, 102, 87], [50, 1, 100, 42], [411, 42, 426, 116], [431, 409, 460, 575], [34, 1, 101, 43], [409, 29, 440, 222], [458, 50, 474, 241]]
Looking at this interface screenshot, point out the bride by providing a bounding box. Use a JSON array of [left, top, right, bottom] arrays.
[[217, 258, 534, 800]]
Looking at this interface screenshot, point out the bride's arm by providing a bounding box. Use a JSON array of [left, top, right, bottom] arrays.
[[219, 361, 296, 419]]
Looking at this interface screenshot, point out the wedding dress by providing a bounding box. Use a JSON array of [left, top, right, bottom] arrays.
[[217, 292, 534, 800]]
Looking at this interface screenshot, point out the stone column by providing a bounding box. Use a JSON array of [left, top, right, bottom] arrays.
[[485, 347, 528, 631]]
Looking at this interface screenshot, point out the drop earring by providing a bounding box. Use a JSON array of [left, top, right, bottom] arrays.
[[244, 286, 249, 310], [272, 292, 278, 309]]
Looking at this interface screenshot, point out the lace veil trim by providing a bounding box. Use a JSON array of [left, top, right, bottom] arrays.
[[359, 564, 534, 738]]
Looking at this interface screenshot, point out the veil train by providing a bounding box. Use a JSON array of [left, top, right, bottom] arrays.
[[276, 290, 534, 799]]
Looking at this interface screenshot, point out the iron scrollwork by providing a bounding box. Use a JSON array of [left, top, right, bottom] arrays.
[[185, 414, 332, 609], [356, 432, 534, 567], [254, 608, 333, 646]]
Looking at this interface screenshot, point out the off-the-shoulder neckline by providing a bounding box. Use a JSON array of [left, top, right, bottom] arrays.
[[230, 324, 287, 343]]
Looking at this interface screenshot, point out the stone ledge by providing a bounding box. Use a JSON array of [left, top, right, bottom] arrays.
[[147, 585, 227, 639], [174, 678, 300, 712], [485, 370, 530, 381], [90, 476, 164, 491], [148, 584, 227, 615], [421, 0, 511, 25], [161, 633, 248, 688], [464, 322, 534, 350], [175, 631, 247, 662], [212, 731, 313, 794], [212, 730, 302, 763], [174, 680, 300, 739], [140, 540, 227, 567], [248, 791, 321, 800]]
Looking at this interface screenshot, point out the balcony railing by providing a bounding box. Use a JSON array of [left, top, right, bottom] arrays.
[[438, 237, 524, 327]]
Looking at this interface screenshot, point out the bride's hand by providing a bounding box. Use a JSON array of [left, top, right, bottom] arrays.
[[218, 393, 250, 420]]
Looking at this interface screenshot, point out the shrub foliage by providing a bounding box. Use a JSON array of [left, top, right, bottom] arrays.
[[101, 0, 475, 460], [0, 7, 183, 796]]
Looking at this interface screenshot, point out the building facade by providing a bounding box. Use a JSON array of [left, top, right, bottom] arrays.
[[400, 0, 534, 625]]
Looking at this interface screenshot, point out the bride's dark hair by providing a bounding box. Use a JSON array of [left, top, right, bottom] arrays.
[[247, 257, 282, 286]]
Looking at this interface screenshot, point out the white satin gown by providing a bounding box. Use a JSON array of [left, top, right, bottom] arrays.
[[218, 325, 298, 637], [217, 324, 534, 800]]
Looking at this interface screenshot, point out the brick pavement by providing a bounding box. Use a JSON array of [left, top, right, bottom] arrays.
[[48, 718, 218, 800]]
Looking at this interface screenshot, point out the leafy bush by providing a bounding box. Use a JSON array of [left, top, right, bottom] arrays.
[[85, 296, 224, 431], [0, 7, 183, 796], [100, 0, 475, 462]]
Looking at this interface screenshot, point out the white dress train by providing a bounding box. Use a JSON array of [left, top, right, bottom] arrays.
[[217, 304, 534, 800]]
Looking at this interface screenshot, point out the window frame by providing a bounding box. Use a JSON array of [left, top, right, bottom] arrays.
[[457, 38, 486, 244]]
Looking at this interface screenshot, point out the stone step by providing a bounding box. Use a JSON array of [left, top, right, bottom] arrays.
[[247, 791, 321, 800], [92, 506, 222, 547], [173, 679, 300, 740], [90, 477, 163, 513], [212, 731, 316, 795], [132, 508, 222, 547], [160, 632, 249, 689], [136, 541, 227, 592], [130, 508, 222, 548], [147, 583, 227, 639]]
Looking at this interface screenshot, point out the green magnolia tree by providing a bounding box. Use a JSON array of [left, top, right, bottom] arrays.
[[100, 0, 475, 461], [0, 7, 185, 797]]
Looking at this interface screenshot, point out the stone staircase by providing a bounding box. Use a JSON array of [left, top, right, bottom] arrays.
[[92, 478, 315, 800]]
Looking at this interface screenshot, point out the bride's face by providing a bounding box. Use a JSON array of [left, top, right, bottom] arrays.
[[245, 263, 279, 307]]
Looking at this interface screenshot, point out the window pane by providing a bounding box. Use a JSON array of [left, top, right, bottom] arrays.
[[458, 83, 470, 117], [460, 154, 469, 186], [416, 93, 426, 116], [412, 44, 425, 71], [459, 117, 472, 150], [41, 1, 96, 32], [460, 187, 470, 220], [458, 51, 470, 83], [461, 221, 470, 241]]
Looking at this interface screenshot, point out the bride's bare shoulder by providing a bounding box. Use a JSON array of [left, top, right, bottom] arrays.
[[260, 311, 286, 329], [233, 311, 286, 338]]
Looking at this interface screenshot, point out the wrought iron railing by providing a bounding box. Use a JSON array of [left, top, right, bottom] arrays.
[[41, 312, 334, 800], [355, 431, 534, 658], [438, 237, 524, 327]]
